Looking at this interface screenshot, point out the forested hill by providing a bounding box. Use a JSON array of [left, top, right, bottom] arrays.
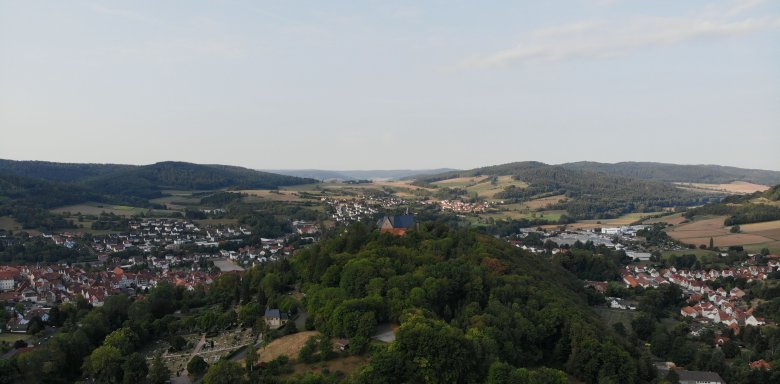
[[0, 172, 101, 209], [685, 184, 780, 226], [0, 159, 135, 183], [560, 161, 780, 185], [79, 162, 317, 198], [415, 162, 716, 218], [293, 222, 646, 383], [265, 168, 459, 181]]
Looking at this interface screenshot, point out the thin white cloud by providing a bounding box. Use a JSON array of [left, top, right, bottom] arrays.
[[461, 0, 780, 68]]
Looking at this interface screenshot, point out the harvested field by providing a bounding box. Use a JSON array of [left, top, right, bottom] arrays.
[[674, 181, 769, 194], [259, 331, 320, 363], [749, 229, 780, 241], [739, 220, 780, 233], [666, 217, 728, 242]]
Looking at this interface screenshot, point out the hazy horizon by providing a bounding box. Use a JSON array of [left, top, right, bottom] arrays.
[[2, 1, 778, 170], [3, 156, 780, 173]]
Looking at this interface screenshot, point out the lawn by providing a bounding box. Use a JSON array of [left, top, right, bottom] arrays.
[[0, 333, 30, 343]]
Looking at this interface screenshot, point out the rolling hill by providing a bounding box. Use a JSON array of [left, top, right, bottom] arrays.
[[264, 168, 459, 181], [0, 160, 317, 199], [0, 159, 136, 183], [415, 162, 719, 219], [560, 161, 780, 186], [82, 162, 318, 198]]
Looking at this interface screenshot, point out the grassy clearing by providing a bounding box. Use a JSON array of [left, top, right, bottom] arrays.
[[661, 249, 718, 259], [484, 210, 565, 222], [258, 331, 320, 363], [239, 190, 308, 202], [0, 333, 30, 343], [593, 307, 640, 332], [665, 216, 775, 248], [51, 202, 149, 217], [576, 212, 664, 227], [287, 355, 368, 379], [432, 176, 528, 199], [643, 213, 688, 226], [0, 216, 23, 231]]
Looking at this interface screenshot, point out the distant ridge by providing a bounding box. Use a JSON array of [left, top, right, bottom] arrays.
[[0, 159, 317, 199], [414, 161, 717, 219], [264, 168, 459, 181], [0, 159, 135, 183], [559, 161, 780, 186]]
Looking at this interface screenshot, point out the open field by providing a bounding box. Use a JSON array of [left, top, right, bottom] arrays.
[[745, 241, 780, 255], [51, 202, 149, 217], [259, 331, 320, 363], [665, 216, 779, 250], [499, 195, 566, 212], [674, 181, 769, 194], [432, 176, 488, 188], [288, 355, 367, 378], [194, 218, 240, 226], [594, 307, 640, 332], [736, 220, 780, 244], [643, 213, 688, 226], [684, 234, 772, 247], [661, 249, 718, 259], [150, 195, 202, 209], [239, 189, 308, 202], [432, 176, 528, 199], [485, 210, 566, 222], [0, 333, 31, 343], [213, 259, 245, 272], [0, 216, 23, 231], [559, 212, 665, 231]]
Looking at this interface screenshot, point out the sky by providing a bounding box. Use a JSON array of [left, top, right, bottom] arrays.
[[1, 0, 779, 171]]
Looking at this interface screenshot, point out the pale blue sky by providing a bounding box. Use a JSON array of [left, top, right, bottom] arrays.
[[1, 0, 778, 170]]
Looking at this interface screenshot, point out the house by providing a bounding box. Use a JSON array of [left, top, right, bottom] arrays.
[[681, 306, 698, 318], [677, 370, 726, 384], [264, 308, 288, 328], [377, 215, 415, 236], [749, 359, 771, 370], [745, 315, 766, 327], [0, 267, 17, 292]]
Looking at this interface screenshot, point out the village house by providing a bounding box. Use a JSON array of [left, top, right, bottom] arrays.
[[264, 308, 288, 328]]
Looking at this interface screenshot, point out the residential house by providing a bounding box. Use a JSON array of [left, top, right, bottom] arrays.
[[264, 308, 288, 328]]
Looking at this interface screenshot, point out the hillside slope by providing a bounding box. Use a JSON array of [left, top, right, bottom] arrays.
[[416, 162, 717, 218], [293, 223, 641, 383], [83, 162, 317, 198], [561, 161, 780, 185], [0, 159, 136, 183]]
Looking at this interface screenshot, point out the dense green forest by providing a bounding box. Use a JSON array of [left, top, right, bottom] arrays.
[[0, 159, 136, 183], [81, 162, 317, 199], [0, 172, 151, 230], [415, 162, 716, 219], [560, 162, 780, 186], [294, 222, 643, 383]]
